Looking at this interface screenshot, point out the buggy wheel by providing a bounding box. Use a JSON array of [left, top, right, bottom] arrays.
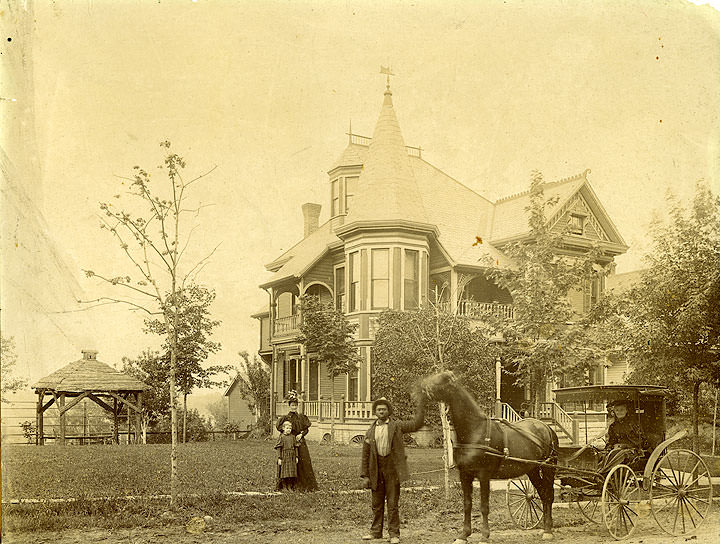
[[575, 497, 601, 524], [506, 477, 543, 529], [350, 435, 365, 446], [601, 464, 641, 540], [650, 449, 713, 536]]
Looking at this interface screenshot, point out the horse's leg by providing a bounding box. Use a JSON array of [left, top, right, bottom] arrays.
[[528, 467, 555, 540], [478, 475, 491, 541], [454, 469, 474, 544]]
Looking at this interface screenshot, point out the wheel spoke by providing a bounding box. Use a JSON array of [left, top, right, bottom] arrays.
[[682, 497, 698, 528], [512, 500, 526, 521], [666, 455, 681, 488], [684, 496, 706, 520]]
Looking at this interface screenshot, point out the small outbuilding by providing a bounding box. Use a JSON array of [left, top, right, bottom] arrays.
[[31, 349, 148, 445]]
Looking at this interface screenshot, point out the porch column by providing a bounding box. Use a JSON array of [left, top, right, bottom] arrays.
[[113, 397, 119, 444], [270, 344, 277, 422], [450, 269, 458, 313], [300, 345, 308, 400], [495, 357, 502, 418]]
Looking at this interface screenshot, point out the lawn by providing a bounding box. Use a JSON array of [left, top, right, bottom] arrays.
[[1, 439, 586, 534], [1, 440, 447, 500]]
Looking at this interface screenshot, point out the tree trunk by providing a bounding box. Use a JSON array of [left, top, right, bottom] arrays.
[[183, 392, 187, 443], [692, 380, 701, 454], [330, 379, 335, 443], [439, 401, 452, 502]]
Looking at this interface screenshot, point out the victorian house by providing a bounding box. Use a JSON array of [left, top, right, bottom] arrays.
[[255, 81, 628, 443]]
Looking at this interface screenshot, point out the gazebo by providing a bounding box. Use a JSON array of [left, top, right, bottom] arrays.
[[32, 349, 148, 445]]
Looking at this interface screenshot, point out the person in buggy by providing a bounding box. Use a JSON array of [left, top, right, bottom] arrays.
[[598, 398, 645, 473]]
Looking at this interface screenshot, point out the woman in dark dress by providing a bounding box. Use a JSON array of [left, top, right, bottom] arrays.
[[276, 397, 319, 491]]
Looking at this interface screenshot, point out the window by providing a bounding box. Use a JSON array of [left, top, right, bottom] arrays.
[[345, 176, 358, 213], [348, 366, 359, 401], [335, 267, 345, 311], [569, 213, 585, 235], [349, 252, 360, 311], [371, 248, 389, 309], [404, 249, 419, 309], [590, 276, 603, 308], [331, 179, 339, 217]]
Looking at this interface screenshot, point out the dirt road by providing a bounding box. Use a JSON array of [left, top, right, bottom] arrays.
[[5, 509, 719, 544]]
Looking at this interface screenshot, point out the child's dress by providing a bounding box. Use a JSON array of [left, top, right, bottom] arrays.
[[275, 434, 298, 489]]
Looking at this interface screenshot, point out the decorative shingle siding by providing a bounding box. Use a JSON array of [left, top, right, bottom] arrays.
[[305, 253, 334, 286]]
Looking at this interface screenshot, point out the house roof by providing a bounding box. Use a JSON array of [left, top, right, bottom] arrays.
[[32, 353, 148, 392], [261, 219, 341, 287], [260, 90, 627, 288], [490, 172, 587, 242], [344, 85, 429, 225]]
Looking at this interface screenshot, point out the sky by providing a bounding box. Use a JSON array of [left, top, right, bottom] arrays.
[[1, 0, 719, 406]]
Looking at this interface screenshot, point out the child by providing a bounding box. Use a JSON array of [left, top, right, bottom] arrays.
[[275, 420, 299, 490]]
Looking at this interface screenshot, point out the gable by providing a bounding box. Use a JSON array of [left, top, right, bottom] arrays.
[[549, 192, 611, 242]]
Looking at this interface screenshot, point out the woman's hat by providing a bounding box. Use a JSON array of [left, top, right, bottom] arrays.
[[608, 398, 632, 408], [286, 390, 299, 404], [372, 397, 393, 415]]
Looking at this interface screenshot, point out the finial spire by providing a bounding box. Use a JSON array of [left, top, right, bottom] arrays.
[[380, 65, 394, 92]]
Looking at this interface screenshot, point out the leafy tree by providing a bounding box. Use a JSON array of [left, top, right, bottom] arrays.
[[1, 335, 26, 403], [207, 395, 229, 429], [484, 171, 608, 412], [144, 284, 231, 442], [595, 181, 720, 451], [235, 350, 271, 433], [122, 350, 170, 440], [373, 307, 495, 421], [299, 295, 359, 441], [373, 298, 495, 500], [83, 142, 218, 505]]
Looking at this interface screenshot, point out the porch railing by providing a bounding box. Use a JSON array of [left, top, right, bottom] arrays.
[[499, 402, 522, 423], [273, 314, 300, 335], [438, 301, 515, 320], [539, 402, 578, 443], [297, 400, 374, 423]]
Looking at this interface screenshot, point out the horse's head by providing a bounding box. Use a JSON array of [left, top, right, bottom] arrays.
[[421, 370, 457, 401]]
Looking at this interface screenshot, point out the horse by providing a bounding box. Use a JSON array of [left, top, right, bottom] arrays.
[[422, 371, 559, 543]]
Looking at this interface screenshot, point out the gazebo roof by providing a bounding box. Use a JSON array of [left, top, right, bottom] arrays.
[[32, 350, 148, 393]]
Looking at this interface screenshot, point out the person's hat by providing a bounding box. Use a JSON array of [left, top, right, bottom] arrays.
[[372, 397, 393, 415], [286, 390, 299, 404], [608, 398, 632, 408]]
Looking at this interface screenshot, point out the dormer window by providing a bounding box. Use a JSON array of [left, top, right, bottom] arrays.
[[345, 176, 358, 213], [569, 213, 586, 235], [331, 179, 340, 217]]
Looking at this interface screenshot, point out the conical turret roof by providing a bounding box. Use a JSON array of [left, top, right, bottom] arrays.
[[344, 85, 429, 225]]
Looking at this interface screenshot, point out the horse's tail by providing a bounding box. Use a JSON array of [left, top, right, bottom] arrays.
[[544, 422, 560, 465]]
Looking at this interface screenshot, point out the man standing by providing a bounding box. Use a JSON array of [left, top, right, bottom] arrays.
[[360, 397, 424, 543]]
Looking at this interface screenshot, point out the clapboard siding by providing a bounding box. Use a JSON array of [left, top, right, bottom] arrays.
[[305, 253, 335, 286], [227, 392, 255, 429], [606, 360, 629, 385]]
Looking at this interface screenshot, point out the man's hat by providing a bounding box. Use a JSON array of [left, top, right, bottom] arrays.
[[372, 397, 393, 415]]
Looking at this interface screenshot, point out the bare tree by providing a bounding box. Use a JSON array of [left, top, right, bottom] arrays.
[[82, 141, 218, 506]]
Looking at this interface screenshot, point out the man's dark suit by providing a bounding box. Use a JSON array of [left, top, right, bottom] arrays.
[[360, 417, 423, 538]]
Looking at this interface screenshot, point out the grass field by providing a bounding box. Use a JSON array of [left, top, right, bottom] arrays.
[[1, 440, 447, 499], [3, 439, 718, 535]]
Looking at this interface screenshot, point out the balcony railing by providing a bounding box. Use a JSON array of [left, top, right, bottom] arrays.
[[439, 301, 515, 320], [273, 314, 300, 336]]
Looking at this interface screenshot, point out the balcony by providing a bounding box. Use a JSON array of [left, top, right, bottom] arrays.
[[273, 314, 300, 336], [439, 300, 515, 320]]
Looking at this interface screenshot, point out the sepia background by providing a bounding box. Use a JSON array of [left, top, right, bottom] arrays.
[[1, 0, 719, 414]]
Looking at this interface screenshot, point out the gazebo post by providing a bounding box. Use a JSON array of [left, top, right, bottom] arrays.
[[36, 389, 43, 446], [113, 397, 119, 444], [126, 395, 131, 443], [135, 392, 143, 444], [59, 393, 66, 445]]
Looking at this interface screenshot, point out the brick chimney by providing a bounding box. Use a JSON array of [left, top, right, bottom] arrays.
[[81, 349, 98, 360], [301, 203, 321, 237]]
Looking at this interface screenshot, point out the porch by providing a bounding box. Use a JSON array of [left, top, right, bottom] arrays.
[[438, 300, 515, 320]]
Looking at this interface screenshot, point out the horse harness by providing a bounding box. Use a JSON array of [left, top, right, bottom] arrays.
[[453, 417, 557, 468]]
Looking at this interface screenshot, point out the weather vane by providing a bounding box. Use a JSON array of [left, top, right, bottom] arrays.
[[380, 65, 394, 90]]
